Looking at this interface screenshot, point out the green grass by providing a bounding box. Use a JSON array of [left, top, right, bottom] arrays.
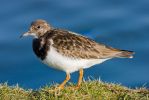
[[0, 80, 149, 100]]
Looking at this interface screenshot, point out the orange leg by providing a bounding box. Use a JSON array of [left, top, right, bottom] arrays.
[[58, 73, 70, 89], [75, 69, 83, 89]]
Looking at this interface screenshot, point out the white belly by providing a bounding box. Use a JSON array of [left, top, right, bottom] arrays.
[[43, 46, 108, 73]]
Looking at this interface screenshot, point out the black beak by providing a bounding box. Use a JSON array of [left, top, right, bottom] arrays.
[[19, 32, 29, 39], [20, 34, 23, 38]]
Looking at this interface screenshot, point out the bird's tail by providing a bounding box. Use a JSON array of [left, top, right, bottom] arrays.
[[116, 50, 134, 58]]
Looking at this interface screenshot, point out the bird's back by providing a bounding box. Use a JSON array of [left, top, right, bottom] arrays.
[[46, 29, 134, 59]]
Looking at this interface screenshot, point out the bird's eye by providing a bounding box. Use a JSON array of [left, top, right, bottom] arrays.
[[37, 26, 41, 29]]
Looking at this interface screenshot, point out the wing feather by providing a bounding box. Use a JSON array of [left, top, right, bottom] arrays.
[[47, 29, 122, 59]]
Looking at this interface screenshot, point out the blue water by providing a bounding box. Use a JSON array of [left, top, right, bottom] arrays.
[[0, 0, 149, 89]]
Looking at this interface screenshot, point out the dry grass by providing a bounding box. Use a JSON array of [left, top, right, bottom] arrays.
[[0, 80, 149, 100]]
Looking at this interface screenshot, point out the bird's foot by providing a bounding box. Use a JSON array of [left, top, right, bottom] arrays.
[[47, 85, 64, 93], [55, 85, 64, 91], [67, 85, 81, 90]]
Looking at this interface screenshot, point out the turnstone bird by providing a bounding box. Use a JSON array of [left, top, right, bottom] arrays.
[[20, 19, 134, 89]]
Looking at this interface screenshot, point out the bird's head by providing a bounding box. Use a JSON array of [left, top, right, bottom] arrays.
[[20, 19, 52, 38]]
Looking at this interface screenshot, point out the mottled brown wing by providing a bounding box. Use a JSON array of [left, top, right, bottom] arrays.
[[50, 29, 123, 59]]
